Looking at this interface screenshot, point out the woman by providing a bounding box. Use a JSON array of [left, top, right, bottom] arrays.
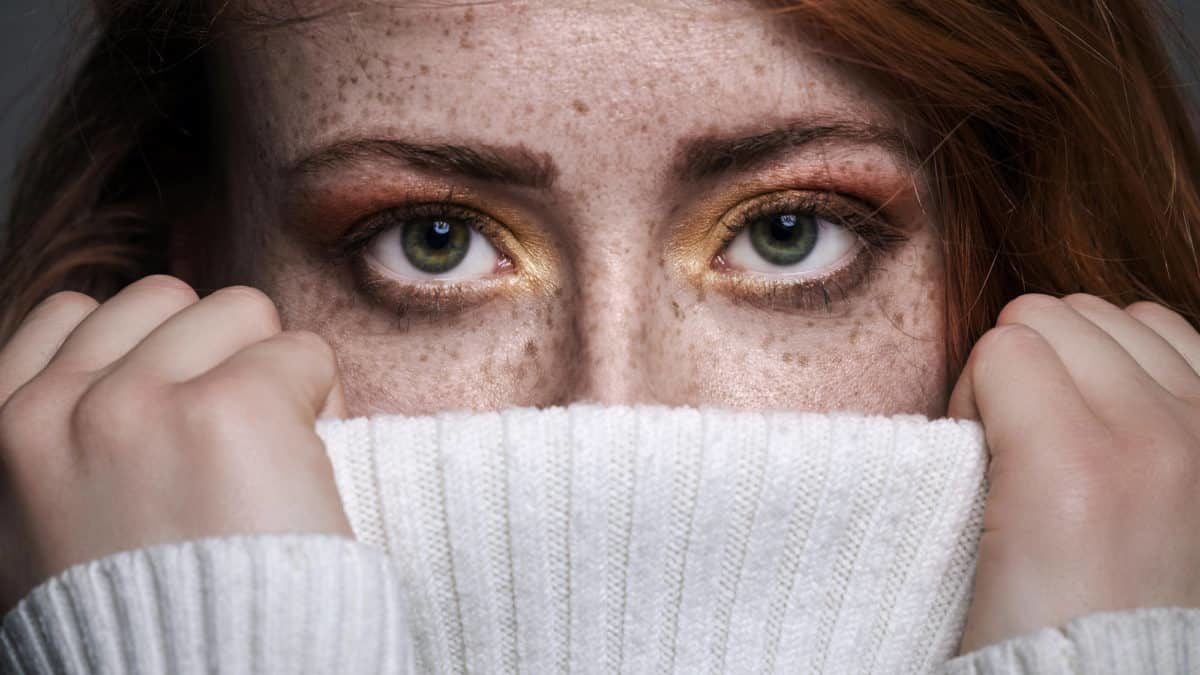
[[1, 0, 1199, 671]]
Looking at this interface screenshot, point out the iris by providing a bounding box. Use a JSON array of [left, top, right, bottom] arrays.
[[748, 212, 818, 266], [402, 217, 471, 274]]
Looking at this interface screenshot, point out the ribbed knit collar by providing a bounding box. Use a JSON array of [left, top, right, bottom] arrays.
[[318, 405, 987, 673]]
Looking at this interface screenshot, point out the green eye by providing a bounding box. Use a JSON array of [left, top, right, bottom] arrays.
[[748, 212, 818, 266], [402, 217, 471, 274]]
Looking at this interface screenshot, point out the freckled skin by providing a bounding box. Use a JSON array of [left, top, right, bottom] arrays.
[[202, 1, 949, 418]]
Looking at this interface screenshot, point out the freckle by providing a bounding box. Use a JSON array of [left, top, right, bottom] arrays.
[[524, 340, 538, 358], [798, 355, 810, 367], [571, 99, 590, 115], [419, 64, 430, 75], [893, 311, 905, 325], [782, 353, 793, 363], [753, 64, 765, 75], [464, 7, 474, 22]]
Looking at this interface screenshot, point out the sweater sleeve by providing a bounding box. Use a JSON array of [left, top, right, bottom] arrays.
[[0, 535, 416, 674], [942, 608, 1200, 674]]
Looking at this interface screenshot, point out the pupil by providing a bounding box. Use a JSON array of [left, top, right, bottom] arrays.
[[426, 219, 453, 249], [771, 214, 799, 242]]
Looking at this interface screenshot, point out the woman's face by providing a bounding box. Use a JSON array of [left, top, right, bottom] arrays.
[[203, 1, 947, 417]]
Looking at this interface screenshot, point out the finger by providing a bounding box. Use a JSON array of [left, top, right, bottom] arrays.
[[113, 286, 281, 384], [185, 330, 338, 419], [318, 372, 349, 420], [996, 294, 1169, 421], [949, 324, 1098, 467], [48, 276, 199, 373], [1125, 302, 1200, 375], [0, 293, 98, 405], [1061, 294, 1199, 398]]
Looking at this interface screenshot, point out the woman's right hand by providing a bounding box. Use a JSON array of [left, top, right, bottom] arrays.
[[0, 276, 352, 612]]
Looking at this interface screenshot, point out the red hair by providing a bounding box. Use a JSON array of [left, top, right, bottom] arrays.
[[2, 0, 1198, 387]]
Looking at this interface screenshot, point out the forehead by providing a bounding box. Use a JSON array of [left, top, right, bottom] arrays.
[[217, 1, 892, 179]]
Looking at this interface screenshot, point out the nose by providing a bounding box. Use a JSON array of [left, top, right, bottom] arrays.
[[560, 250, 661, 405]]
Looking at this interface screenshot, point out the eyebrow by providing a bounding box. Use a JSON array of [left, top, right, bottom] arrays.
[[287, 138, 560, 190], [286, 120, 910, 190], [674, 120, 912, 181]]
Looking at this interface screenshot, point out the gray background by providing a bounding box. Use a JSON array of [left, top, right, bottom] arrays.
[[2, 0, 1199, 214]]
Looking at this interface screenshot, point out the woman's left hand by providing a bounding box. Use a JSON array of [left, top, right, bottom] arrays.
[[949, 293, 1200, 653]]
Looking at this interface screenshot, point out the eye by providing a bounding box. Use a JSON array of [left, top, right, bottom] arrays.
[[718, 194, 862, 277], [364, 206, 505, 281]]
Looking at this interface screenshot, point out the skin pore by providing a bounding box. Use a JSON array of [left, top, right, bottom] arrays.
[[197, 0, 947, 418]]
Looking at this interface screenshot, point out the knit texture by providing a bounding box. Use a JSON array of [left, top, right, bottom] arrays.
[[0, 535, 415, 674], [318, 405, 988, 673], [6, 405, 1198, 674], [942, 607, 1200, 674]]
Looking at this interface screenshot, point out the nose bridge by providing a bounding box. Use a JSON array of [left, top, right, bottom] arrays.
[[561, 230, 658, 406]]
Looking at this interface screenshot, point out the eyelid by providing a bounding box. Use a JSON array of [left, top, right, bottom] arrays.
[[714, 190, 887, 251], [334, 201, 511, 263]]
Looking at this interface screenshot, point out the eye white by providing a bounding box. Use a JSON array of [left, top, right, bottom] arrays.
[[366, 223, 501, 281], [724, 217, 859, 276]]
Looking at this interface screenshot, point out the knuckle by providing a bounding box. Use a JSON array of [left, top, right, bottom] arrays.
[[1126, 300, 1181, 325], [173, 375, 263, 439], [973, 323, 1045, 358], [214, 286, 281, 334], [34, 291, 99, 319], [968, 324, 1047, 377], [68, 376, 158, 450], [0, 375, 80, 457], [1061, 293, 1116, 313], [995, 293, 1062, 326], [131, 275, 199, 301]]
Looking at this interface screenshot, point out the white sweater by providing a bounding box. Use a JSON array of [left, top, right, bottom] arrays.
[[1, 405, 1197, 673]]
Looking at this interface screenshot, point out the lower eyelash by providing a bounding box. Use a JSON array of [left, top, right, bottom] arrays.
[[351, 253, 511, 319]]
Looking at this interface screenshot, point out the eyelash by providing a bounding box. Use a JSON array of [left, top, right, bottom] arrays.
[[331, 190, 910, 316], [709, 191, 910, 312]]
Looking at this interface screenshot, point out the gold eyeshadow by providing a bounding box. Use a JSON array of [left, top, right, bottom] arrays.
[[296, 157, 918, 318]]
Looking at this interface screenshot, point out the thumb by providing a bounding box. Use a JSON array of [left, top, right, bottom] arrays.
[[318, 370, 349, 420]]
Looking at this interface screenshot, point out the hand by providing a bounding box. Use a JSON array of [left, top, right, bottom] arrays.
[[0, 276, 351, 612], [949, 293, 1200, 652]]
